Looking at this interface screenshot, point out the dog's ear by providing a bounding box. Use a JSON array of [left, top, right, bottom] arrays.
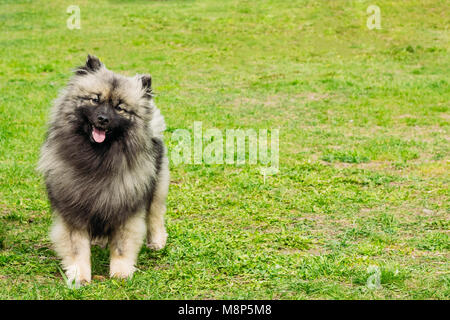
[[140, 74, 153, 97], [75, 54, 103, 75]]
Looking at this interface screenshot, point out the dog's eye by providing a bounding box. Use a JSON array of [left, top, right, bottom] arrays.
[[90, 95, 100, 104], [115, 104, 126, 113]]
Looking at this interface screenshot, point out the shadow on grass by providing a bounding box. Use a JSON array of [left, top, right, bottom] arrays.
[[90, 245, 110, 276]]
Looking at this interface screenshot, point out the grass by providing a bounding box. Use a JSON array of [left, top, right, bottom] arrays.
[[0, 0, 449, 299]]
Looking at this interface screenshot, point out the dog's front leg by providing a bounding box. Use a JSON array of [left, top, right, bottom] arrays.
[[109, 211, 146, 279], [146, 157, 169, 250], [50, 215, 91, 288]]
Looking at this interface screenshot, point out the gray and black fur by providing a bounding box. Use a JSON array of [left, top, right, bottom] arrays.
[[38, 55, 169, 286]]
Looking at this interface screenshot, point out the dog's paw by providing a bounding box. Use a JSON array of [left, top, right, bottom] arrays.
[[110, 259, 136, 279], [146, 231, 167, 251], [65, 265, 91, 289]]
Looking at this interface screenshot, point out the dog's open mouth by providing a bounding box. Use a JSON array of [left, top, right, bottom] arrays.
[[92, 127, 106, 143]]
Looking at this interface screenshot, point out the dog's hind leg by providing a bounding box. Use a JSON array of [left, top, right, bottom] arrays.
[[146, 156, 169, 251], [50, 215, 91, 288], [109, 211, 146, 279]]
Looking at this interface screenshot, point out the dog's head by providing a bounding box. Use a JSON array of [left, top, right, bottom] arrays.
[[61, 55, 153, 145]]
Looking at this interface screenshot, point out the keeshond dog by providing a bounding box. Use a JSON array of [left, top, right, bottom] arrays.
[[38, 55, 169, 287]]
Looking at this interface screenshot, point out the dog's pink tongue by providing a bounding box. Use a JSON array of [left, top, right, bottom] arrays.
[[92, 128, 106, 143]]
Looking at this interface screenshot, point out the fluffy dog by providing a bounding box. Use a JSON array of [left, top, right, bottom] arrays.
[[38, 55, 169, 287]]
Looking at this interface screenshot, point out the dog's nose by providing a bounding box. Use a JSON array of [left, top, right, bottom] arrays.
[[97, 115, 109, 125]]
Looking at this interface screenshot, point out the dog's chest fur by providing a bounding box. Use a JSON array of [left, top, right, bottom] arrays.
[[41, 136, 163, 236]]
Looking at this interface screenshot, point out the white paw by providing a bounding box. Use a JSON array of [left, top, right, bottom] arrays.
[[110, 259, 136, 279], [65, 265, 91, 289], [147, 231, 167, 251]]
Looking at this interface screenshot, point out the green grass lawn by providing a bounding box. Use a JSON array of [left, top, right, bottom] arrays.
[[0, 0, 449, 299]]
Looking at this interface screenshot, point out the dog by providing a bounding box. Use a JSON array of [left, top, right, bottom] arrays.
[[38, 55, 169, 287]]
